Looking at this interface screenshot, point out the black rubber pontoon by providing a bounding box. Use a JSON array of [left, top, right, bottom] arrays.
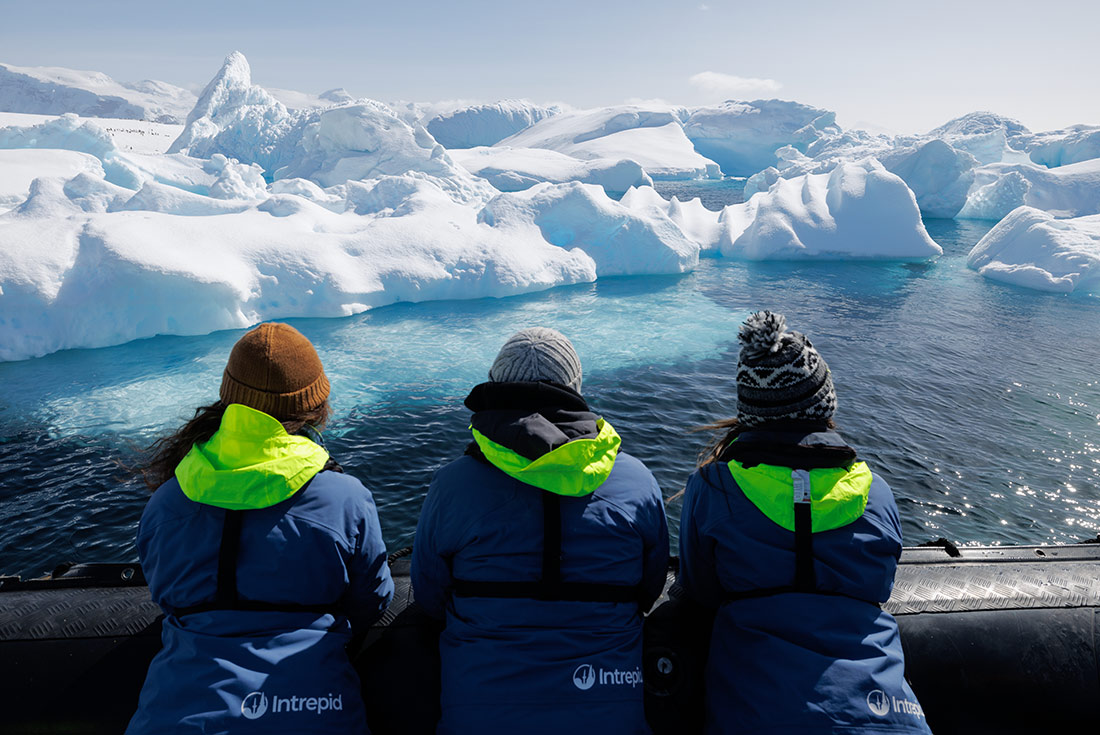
[[1, 544, 1098, 734]]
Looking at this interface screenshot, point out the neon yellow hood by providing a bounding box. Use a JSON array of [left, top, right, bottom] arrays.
[[728, 459, 872, 533], [175, 404, 330, 510], [471, 418, 621, 497]]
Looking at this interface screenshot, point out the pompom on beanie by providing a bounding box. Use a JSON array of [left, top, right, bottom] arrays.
[[220, 322, 330, 418], [736, 311, 836, 428], [488, 327, 583, 393]]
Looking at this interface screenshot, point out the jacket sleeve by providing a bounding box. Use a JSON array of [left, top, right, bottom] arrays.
[[346, 484, 395, 632], [411, 471, 451, 619], [640, 472, 671, 611], [677, 469, 725, 610]]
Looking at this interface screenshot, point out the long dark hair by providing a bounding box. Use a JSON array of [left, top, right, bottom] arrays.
[[666, 416, 838, 503], [138, 399, 332, 490]]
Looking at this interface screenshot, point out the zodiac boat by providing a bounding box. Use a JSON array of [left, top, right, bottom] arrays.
[[1, 543, 1098, 734]]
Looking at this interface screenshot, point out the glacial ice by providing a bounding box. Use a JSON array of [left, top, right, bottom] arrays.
[[967, 207, 1100, 293], [22, 51, 1100, 360], [425, 101, 561, 149], [1027, 126, 1100, 168], [958, 158, 1100, 220], [682, 100, 840, 177], [926, 112, 1032, 165], [449, 146, 652, 195], [498, 105, 720, 180], [722, 160, 942, 259]]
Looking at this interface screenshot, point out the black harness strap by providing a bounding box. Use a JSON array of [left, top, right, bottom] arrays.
[[450, 491, 643, 605], [215, 509, 243, 607], [542, 492, 562, 587], [722, 586, 882, 609], [174, 505, 339, 618], [792, 470, 815, 593], [720, 468, 881, 609], [450, 579, 644, 603]]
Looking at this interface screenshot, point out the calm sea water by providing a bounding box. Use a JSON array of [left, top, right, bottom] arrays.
[[1, 181, 1098, 578]]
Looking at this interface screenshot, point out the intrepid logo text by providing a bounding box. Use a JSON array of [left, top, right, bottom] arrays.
[[238, 691, 343, 719], [866, 689, 925, 720], [572, 664, 643, 690]]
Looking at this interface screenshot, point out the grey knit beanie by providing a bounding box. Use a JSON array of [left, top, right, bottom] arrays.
[[736, 311, 836, 428], [488, 327, 583, 393]]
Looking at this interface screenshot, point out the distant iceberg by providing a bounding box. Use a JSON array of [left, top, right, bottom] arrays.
[[425, 100, 561, 149], [683, 99, 840, 177], [498, 105, 720, 181], [449, 146, 652, 195]]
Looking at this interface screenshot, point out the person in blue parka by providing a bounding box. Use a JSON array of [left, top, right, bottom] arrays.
[[127, 322, 394, 735], [412, 327, 670, 735], [678, 311, 932, 735]]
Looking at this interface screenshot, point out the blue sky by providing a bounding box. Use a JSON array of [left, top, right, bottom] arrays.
[[3, 0, 1097, 133]]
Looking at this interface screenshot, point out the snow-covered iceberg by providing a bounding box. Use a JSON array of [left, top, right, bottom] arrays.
[[449, 146, 651, 195], [0, 62, 195, 123], [967, 207, 1100, 293], [746, 138, 978, 219], [619, 160, 941, 260], [425, 100, 560, 149], [959, 158, 1100, 220], [682, 100, 839, 177], [1027, 126, 1100, 168], [499, 105, 719, 180], [721, 160, 942, 259], [0, 53, 949, 362], [925, 112, 1031, 165]]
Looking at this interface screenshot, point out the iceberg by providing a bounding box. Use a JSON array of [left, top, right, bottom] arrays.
[[425, 100, 561, 149], [967, 206, 1100, 293], [959, 158, 1100, 220], [0, 53, 950, 362], [926, 112, 1032, 165], [619, 161, 941, 261], [0, 62, 195, 123], [720, 160, 942, 259], [876, 140, 977, 219], [682, 99, 840, 177], [1027, 126, 1100, 168], [499, 105, 720, 180], [746, 138, 978, 219], [449, 146, 652, 195]]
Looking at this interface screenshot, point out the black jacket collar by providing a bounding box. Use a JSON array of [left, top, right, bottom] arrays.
[[465, 381, 600, 462], [722, 423, 857, 470]]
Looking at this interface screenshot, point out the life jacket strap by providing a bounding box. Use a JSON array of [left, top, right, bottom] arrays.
[[173, 500, 340, 618], [450, 578, 644, 603], [449, 491, 643, 606], [792, 469, 815, 593], [720, 586, 882, 609]]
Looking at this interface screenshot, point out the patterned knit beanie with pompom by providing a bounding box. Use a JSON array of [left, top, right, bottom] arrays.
[[736, 311, 836, 428]]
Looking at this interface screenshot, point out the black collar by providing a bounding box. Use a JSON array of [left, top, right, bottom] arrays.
[[465, 381, 599, 461], [722, 425, 856, 470]]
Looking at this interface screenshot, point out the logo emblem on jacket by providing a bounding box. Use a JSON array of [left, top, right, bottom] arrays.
[[241, 692, 268, 719], [866, 689, 890, 717], [573, 664, 596, 690]]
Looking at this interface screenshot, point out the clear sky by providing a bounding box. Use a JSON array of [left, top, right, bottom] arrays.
[[3, 0, 1098, 134]]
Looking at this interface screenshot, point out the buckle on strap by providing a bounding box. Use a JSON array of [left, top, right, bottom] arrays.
[[792, 470, 815, 592]]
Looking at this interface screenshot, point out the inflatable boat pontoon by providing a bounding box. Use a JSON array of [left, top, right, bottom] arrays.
[[1, 543, 1098, 734]]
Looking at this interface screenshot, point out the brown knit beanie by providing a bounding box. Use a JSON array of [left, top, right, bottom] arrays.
[[219, 323, 330, 418]]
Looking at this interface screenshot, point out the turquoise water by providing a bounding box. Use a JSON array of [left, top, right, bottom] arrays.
[[1, 203, 1098, 578]]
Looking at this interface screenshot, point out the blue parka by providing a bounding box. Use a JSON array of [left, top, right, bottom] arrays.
[[412, 381, 669, 735], [127, 405, 394, 735], [678, 426, 931, 735]]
